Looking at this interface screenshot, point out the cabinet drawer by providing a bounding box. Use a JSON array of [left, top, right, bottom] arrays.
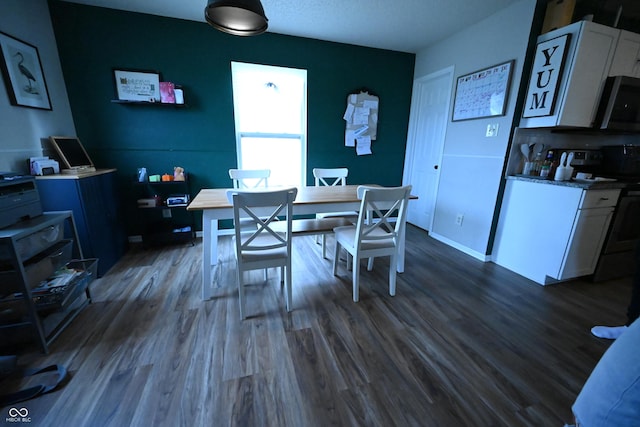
[[0, 240, 73, 295], [0, 295, 27, 324], [580, 189, 621, 209], [15, 221, 64, 261], [32, 258, 97, 313], [24, 239, 73, 289]]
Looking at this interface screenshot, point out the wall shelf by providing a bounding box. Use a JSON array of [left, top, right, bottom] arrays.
[[111, 100, 187, 108]]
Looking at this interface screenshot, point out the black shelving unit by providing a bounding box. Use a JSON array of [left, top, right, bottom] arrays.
[[133, 175, 195, 247]]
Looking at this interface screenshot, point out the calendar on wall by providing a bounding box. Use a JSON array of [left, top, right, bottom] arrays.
[[451, 60, 514, 121]]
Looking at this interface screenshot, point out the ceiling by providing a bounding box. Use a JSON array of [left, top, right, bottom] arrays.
[[60, 0, 520, 53]]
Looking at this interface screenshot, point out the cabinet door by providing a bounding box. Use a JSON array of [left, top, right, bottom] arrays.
[[558, 207, 614, 280], [519, 21, 619, 128], [78, 174, 127, 276], [37, 172, 127, 277], [559, 22, 619, 127], [493, 180, 583, 285], [609, 30, 640, 78], [36, 179, 86, 258]]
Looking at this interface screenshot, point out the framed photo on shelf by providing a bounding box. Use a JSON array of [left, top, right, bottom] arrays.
[[452, 60, 514, 121], [113, 68, 161, 102], [0, 31, 52, 110]]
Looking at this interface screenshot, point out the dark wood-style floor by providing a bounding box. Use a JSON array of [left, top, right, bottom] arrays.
[[5, 225, 632, 426]]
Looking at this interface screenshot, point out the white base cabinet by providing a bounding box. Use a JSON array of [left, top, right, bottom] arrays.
[[492, 179, 620, 285]]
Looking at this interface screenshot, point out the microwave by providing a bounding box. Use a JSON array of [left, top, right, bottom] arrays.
[[596, 76, 640, 131]]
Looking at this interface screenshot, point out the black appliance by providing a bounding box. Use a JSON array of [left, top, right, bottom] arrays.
[[593, 186, 640, 281], [595, 76, 640, 131], [600, 145, 640, 177], [593, 145, 640, 281]]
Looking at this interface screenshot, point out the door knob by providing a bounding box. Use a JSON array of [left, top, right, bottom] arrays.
[[434, 165, 438, 170]]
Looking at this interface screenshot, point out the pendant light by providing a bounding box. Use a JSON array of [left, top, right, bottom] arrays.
[[205, 0, 268, 36]]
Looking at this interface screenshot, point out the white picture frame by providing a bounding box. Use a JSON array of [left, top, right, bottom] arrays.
[[452, 60, 513, 121], [113, 68, 161, 102]]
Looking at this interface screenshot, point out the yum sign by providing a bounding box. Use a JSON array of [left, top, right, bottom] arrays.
[[523, 34, 570, 118]]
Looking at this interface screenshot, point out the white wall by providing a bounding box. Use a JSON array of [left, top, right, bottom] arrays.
[[412, 0, 536, 259], [0, 0, 75, 174]]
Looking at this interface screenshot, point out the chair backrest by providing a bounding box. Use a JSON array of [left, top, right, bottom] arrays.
[[229, 169, 271, 189], [313, 168, 348, 187], [354, 185, 412, 248], [227, 187, 298, 253]]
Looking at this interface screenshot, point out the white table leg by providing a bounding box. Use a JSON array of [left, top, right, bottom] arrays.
[[202, 212, 218, 300]]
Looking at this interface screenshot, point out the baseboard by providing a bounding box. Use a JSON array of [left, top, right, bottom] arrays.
[[428, 232, 490, 262]]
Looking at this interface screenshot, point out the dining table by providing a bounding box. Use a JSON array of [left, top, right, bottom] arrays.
[[187, 185, 412, 300]]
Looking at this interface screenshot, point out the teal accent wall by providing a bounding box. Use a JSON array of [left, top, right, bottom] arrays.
[[48, 1, 415, 233]]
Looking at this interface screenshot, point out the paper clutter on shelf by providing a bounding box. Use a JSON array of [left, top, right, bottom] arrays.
[[160, 82, 176, 104]]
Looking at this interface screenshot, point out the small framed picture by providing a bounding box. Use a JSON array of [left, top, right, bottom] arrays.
[[113, 68, 161, 102], [0, 31, 52, 110]]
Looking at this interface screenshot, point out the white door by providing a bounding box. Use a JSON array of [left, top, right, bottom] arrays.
[[402, 67, 453, 231]]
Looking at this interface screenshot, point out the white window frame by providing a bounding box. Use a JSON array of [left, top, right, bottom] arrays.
[[231, 62, 308, 188]]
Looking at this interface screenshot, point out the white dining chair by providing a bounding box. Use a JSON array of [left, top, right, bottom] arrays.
[[313, 168, 358, 258], [332, 185, 412, 302], [229, 168, 274, 279], [229, 168, 271, 189], [228, 168, 272, 231], [227, 187, 297, 319]]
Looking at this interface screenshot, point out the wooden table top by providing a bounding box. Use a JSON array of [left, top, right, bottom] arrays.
[[188, 185, 416, 211], [187, 185, 365, 211]]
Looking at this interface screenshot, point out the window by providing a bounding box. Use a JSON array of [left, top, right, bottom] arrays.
[[231, 62, 307, 188]]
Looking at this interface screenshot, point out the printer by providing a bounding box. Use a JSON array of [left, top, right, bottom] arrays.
[[0, 173, 43, 229]]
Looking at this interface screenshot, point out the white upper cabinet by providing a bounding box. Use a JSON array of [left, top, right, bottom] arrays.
[[609, 30, 640, 77], [520, 21, 619, 129]]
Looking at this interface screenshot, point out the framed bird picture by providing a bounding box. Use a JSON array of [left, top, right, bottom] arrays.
[[0, 31, 52, 110]]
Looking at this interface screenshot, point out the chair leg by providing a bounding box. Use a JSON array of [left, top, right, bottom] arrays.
[[237, 267, 245, 320], [333, 241, 340, 275], [352, 257, 360, 302], [389, 252, 397, 296], [322, 234, 327, 259], [367, 257, 374, 271], [347, 253, 352, 271], [285, 264, 292, 312], [280, 266, 285, 284]]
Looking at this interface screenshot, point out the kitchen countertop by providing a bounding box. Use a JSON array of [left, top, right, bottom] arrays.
[[507, 174, 633, 190]]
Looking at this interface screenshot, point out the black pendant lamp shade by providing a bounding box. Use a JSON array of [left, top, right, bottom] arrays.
[[205, 0, 268, 36]]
